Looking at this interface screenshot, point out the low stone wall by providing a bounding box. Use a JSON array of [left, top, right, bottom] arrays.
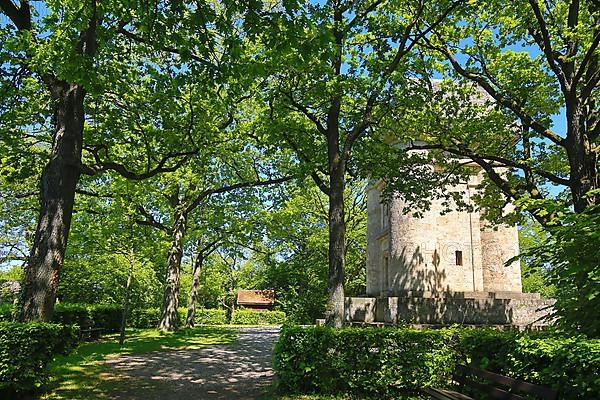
[[346, 292, 554, 327], [345, 297, 377, 323]]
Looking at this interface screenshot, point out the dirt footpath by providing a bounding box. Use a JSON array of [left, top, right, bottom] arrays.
[[104, 327, 280, 400]]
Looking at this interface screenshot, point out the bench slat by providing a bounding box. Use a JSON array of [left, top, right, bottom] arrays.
[[456, 375, 527, 400], [459, 365, 558, 400]]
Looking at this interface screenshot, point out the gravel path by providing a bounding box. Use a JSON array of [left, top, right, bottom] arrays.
[[104, 327, 279, 400]]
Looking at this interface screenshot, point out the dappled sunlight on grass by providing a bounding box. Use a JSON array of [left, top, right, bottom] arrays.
[[42, 326, 237, 400]]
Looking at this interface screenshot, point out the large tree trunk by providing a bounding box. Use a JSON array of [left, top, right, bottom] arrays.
[[19, 82, 86, 322], [565, 100, 599, 213], [325, 107, 346, 328], [186, 239, 204, 328], [119, 248, 135, 345], [158, 212, 187, 331], [326, 158, 346, 328]]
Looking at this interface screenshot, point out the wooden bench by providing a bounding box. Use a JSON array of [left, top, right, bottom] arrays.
[[423, 364, 558, 400]]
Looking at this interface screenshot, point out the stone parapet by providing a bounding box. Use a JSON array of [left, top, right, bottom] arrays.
[[346, 294, 554, 327]]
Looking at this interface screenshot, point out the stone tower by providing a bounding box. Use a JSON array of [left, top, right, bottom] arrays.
[[345, 163, 554, 327], [366, 166, 522, 297]]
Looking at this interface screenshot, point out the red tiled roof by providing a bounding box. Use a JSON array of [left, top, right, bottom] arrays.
[[237, 290, 275, 305]]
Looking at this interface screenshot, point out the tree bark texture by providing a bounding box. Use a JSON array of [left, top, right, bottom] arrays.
[[119, 250, 134, 346], [186, 240, 204, 328], [20, 82, 86, 322], [158, 212, 187, 331], [326, 155, 346, 328], [565, 100, 599, 213]]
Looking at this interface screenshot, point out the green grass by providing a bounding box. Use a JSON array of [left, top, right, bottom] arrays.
[[42, 326, 237, 400]]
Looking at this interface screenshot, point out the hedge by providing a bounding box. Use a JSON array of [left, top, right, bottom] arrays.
[[460, 329, 600, 400], [0, 322, 78, 396], [195, 308, 228, 325], [274, 325, 457, 398], [3, 302, 232, 330], [231, 309, 286, 325], [0, 304, 15, 322], [274, 326, 600, 400], [53, 303, 122, 333], [128, 307, 161, 328]]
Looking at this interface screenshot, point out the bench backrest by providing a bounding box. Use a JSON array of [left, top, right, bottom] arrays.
[[455, 365, 559, 400]]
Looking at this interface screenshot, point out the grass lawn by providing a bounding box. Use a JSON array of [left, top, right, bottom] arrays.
[[42, 326, 237, 400]]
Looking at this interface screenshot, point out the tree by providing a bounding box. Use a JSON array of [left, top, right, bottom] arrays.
[[403, 0, 599, 219], [0, 0, 100, 321], [0, 1, 196, 321], [373, 0, 598, 334], [240, 179, 367, 324], [260, 0, 460, 326]]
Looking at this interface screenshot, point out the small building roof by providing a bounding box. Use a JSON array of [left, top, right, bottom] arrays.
[[237, 290, 275, 306]]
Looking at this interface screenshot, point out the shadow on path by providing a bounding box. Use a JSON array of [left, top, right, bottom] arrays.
[[104, 327, 279, 400]]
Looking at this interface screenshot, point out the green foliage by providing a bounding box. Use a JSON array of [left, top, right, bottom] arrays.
[[275, 326, 600, 400], [460, 329, 600, 399], [53, 304, 122, 333], [518, 220, 556, 298], [195, 308, 228, 325], [128, 308, 161, 329], [52, 304, 229, 330], [243, 180, 366, 324], [0, 322, 78, 396], [0, 304, 15, 322], [231, 310, 286, 325], [274, 326, 458, 398], [519, 199, 600, 336]]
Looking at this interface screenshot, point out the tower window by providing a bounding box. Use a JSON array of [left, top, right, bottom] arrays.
[[455, 250, 463, 266], [382, 202, 390, 229], [383, 254, 390, 289]]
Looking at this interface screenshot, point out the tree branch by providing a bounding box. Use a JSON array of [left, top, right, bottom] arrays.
[[117, 22, 214, 68], [281, 91, 327, 136], [186, 175, 293, 214], [135, 205, 169, 232], [86, 146, 197, 180], [0, 0, 32, 31], [425, 36, 565, 146], [526, 0, 569, 91], [407, 142, 570, 186]]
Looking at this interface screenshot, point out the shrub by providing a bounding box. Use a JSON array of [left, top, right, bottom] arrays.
[[128, 308, 160, 328], [195, 308, 228, 325], [231, 309, 286, 325], [89, 304, 122, 332], [274, 326, 600, 400], [53, 303, 92, 328], [274, 325, 457, 398], [460, 329, 600, 400], [0, 304, 15, 322], [0, 322, 78, 397], [53, 303, 122, 333]]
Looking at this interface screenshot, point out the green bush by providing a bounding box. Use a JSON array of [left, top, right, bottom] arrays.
[[0, 322, 78, 396], [128, 307, 160, 328], [274, 326, 600, 400], [195, 308, 228, 325], [460, 329, 600, 400], [90, 304, 123, 332], [231, 309, 286, 325], [52, 304, 231, 330], [53, 303, 122, 333], [274, 325, 457, 398], [0, 304, 15, 322], [53, 303, 92, 328]]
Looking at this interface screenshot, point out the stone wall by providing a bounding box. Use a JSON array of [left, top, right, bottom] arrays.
[[345, 293, 554, 327]]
